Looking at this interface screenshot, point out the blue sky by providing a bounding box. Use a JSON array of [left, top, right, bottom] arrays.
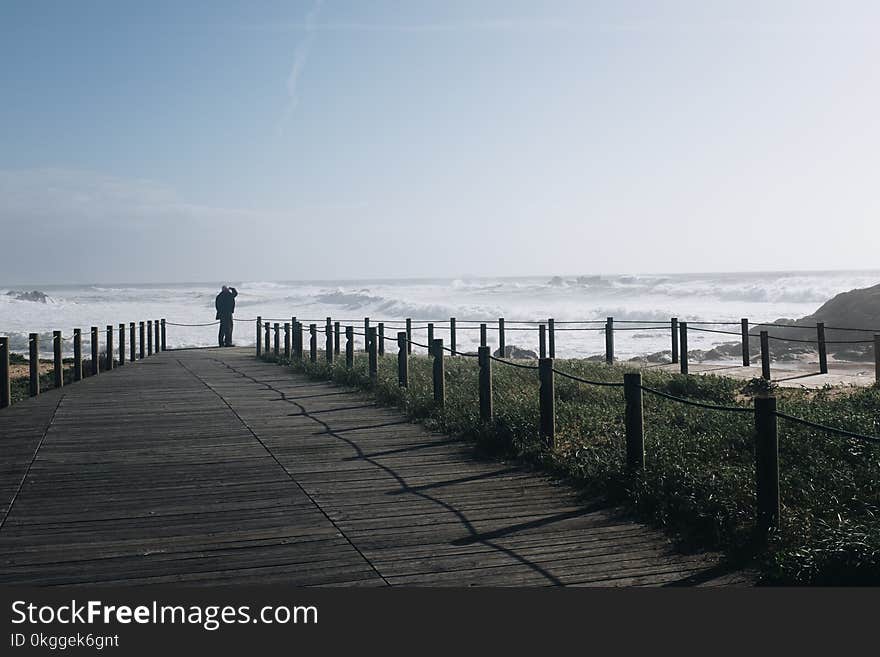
[[2, 1, 879, 284]]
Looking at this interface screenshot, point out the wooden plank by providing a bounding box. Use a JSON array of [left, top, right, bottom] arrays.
[[0, 347, 749, 587]]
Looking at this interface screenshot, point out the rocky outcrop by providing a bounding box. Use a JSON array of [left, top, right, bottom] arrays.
[[749, 282, 880, 361], [6, 290, 48, 303], [807, 283, 880, 327]]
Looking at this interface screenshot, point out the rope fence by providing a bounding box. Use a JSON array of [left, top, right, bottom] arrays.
[[220, 313, 880, 386], [552, 368, 624, 387], [6, 310, 879, 411], [229, 312, 880, 389], [258, 316, 880, 542], [774, 411, 880, 444], [1, 319, 168, 409], [165, 320, 220, 327]]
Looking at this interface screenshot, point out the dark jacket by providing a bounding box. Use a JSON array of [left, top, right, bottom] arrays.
[[215, 288, 237, 319]]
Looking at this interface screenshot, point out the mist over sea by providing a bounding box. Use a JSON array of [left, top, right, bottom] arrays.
[[3, 270, 879, 359]]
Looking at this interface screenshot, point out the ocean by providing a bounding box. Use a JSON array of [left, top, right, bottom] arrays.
[[3, 270, 879, 359]]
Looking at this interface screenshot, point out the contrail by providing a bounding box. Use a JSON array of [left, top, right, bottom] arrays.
[[278, 0, 325, 132]]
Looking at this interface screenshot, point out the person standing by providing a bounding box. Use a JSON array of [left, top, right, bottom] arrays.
[[215, 285, 238, 347]]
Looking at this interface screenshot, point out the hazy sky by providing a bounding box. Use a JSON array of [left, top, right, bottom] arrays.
[[2, 1, 879, 284]]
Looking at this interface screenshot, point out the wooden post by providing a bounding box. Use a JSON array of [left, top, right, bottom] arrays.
[[450, 317, 457, 355], [309, 324, 317, 363], [539, 324, 546, 358], [478, 345, 492, 422], [368, 327, 378, 382], [139, 322, 145, 360], [284, 323, 291, 358], [741, 318, 750, 366], [294, 322, 303, 360], [548, 318, 555, 358], [345, 326, 354, 369], [406, 318, 412, 355], [74, 329, 82, 381], [605, 317, 614, 363], [427, 323, 434, 356], [432, 339, 445, 407], [671, 317, 679, 364], [334, 321, 341, 355], [539, 357, 555, 450], [91, 326, 100, 375], [378, 323, 385, 356], [364, 317, 370, 352], [263, 322, 270, 356], [290, 320, 298, 359], [0, 336, 9, 409], [106, 325, 114, 370], [498, 318, 505, 358], [147, 320, 153, 356], [760, 330, 771, 380], [680, 321, 689, 375], [397, 332, 408, 387], [325, 320, 333, 363], [754, 396, 780, 541], [817, 322, 828, 374], [154, 320, 159, 354], [624, 372, 645, 471], [118, 324, 125, 366], [480, 323, 487, 348], [274, 323, 280, 358], [160, 319, 166, 351], [256, 316, 262, 357], [29, 333, 39, 397], [53, 331, 64, 388], [875, 334, 880, 384]]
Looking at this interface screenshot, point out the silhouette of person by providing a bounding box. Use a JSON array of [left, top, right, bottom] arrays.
[[215, 285, 238, 347]]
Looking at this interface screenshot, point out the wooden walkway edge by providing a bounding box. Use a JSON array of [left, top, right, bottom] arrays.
[[0, 348, 752, 586]]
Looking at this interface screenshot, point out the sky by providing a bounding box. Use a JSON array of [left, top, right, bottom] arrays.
[[1, 0, 879, 285]]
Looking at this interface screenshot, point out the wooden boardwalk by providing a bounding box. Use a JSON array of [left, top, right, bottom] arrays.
[[0, 348, 750, 586]]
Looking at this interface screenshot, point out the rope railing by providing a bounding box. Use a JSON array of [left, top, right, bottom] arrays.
[[164, 320, 220, 327], [687, 327, 744, 336], [552, 368, 624, 387], [639, 385, 752, 412], [261, 319, 878, 543], [10, 308, 877, 411], [765, 334, 818, 344], [253, 312, 880, 387], [774, 411, 880, 444], [0, 318, 168, 409], [680, 321, 743, 326], [232, 315, 880, 333], [823, 338, 877, 345]]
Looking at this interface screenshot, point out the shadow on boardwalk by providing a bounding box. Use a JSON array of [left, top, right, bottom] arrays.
[[0, 348, 753, 586]]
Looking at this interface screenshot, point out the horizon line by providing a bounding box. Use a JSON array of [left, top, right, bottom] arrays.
[[4, 267, 880, 290]]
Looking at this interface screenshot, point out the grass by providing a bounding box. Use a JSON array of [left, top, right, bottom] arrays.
[[267, 349, 880, 585]]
